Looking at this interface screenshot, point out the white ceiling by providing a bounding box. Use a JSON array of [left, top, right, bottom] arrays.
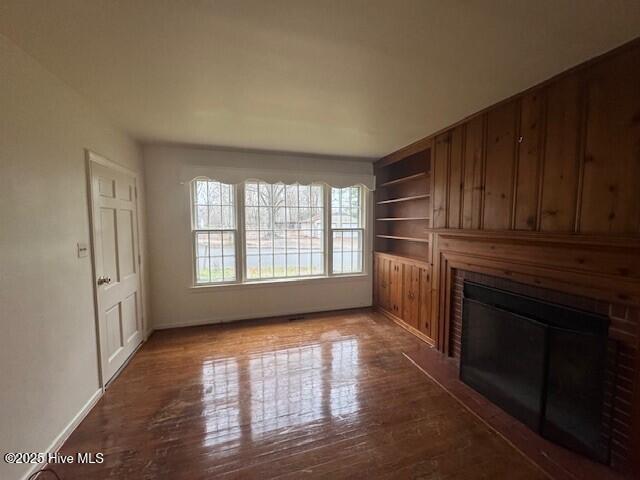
[[2, 1, 640, 159]]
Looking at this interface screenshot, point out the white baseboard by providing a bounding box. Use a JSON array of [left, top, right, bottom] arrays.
[[21, 388, 103, 480], [153, 303, 371, 330]]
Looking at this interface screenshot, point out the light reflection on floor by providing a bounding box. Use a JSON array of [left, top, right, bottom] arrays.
[[200, 338, 361, 448]]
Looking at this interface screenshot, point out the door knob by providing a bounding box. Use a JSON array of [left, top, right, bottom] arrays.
[[97, 276, 112, 285]]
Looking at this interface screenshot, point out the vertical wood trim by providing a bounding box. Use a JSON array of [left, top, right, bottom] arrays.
[[445, 133, 451, 229], [429, 139, 435, 235], [479, 113, 488, 230], [511, 98, 522, 230], [535, 89, 549, 231], [634, 339, 640, 476], [459, 124, 467, 229], [574, 74, 589, 233]]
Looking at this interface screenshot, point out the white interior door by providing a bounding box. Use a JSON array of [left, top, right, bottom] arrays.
[[89, 154, 143, 385]]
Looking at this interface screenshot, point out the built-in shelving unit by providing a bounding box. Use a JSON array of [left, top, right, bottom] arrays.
[[378, 172, 428, 188], [376, 217, 430, 221], [376, 194, 430, 205], [376, 235, 429, 243], [374, 148, 432, 263]]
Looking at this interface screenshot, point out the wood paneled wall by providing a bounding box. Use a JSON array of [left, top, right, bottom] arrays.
[[425, 41, 640, 236], [376, 37, 640, 476]]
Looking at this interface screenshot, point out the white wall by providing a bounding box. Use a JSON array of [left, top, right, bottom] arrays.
[[0, 35, 149, 480], [143, 144, 374, 329]]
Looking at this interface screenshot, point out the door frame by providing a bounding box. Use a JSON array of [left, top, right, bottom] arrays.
[[85, 149, 146, 388]]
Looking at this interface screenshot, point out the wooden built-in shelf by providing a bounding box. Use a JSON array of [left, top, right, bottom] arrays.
[[378, 172, 428, 188], [376, 194, 430, 205], [376, 217, 430, 221], [376, 235, 429, 243]]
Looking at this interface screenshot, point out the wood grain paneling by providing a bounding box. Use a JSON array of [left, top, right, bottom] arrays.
[[484, 101, 518, 230], [373, 39, 640, 476], [540, 72, 583, 232], [389, 260, 403, 315], [419, 266, 432, 337], [580, 47, 640, 234], [462, 115, 485, 229], [448, 126, 464, 229], [432, 132, 450, 228], [402, 264, 420, 328], [515, 90, 544, 230]]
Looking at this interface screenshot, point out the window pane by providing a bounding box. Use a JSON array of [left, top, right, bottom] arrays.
[[286, 185, 299, 207], [259, 182, 272, 206], [312, 253, 324, 275], [209, 232, 222, 257], [260, 254, 274, 278], [196, 257, 210, 283], [196, 232, 209, 257], [259, 207, 272, 230], [192, 179, 236, 230], [311, 230, 323, 252], [196, 206, 208, 229], [244, 181, 325, 280], [311, 185, 323, 208], [331, 186, 361, 229], [273, 183, 285, 206], [221, 232, 235, 254], [222, 256, 236, 281], [192, 179, 236, 284], [246, 255, 260, 279], [300, 253, 312, 276], [208, 181, 221, 205], [196, 180, 208, 204], [245, 182, 259, 206], [330, 186, 364, 275], [210, 257, 223, 282], [208, 205, 222, 229], [274, 253, 286, 277], [246, 231, 259, 256], [299, 185, 311, 207], [245, 206, 258, 230], [259, 231, 273, 254], [332, 229, 363, 274]]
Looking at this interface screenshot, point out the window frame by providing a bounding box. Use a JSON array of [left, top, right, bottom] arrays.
[[189, 180, 367, 288], [328, 185, 366, 276], [190, 178, 240, 286], [240, 181, 327, 282]]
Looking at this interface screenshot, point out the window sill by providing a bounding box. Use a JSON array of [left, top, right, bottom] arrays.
[[189, 273, 369, 292]]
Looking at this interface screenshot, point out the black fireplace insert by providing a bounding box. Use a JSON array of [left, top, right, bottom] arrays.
[[460, 281, 615, 464]]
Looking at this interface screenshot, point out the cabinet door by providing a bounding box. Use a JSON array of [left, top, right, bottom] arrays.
[[378, 257, 390, 311], [389, 261, 403, 316], [418, 267, 432, 338], [402, 264, 420, 328]]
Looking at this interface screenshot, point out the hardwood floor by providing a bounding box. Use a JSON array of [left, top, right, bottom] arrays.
[[49, 310, 546, 479]]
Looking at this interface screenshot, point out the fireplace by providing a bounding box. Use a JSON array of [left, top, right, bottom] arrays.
[[460, 280, 615, 464]]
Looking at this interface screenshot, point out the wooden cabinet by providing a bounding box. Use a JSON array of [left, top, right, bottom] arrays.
[[418, 266, 432, 337], [389, 259, 403, 316], [375, 255, 391, 311], [374, 252, 434, 345], [402, 263, 421, 328]]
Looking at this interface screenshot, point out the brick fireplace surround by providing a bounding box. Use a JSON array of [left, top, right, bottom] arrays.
[[399, 231, 640, 480], [450, 270, 637, 473]]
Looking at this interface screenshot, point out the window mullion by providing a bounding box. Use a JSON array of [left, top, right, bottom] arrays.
[[236, 183, 244, 283], [326, 185, 332, 276]]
